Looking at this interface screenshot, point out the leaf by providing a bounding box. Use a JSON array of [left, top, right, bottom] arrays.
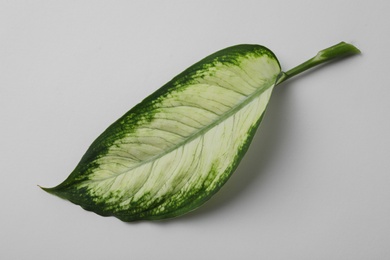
[[42, 45, 281, 221], [42, 42, 360, 221]]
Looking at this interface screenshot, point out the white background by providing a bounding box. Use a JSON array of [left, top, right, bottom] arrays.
[[1, 1, 389, 259]]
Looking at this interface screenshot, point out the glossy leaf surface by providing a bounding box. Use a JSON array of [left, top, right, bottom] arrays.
[[43, 45, 281, 221], [43, 42, 360, 221]]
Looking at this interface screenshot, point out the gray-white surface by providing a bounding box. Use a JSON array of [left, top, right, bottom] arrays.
[[1, 1, 389, 259]]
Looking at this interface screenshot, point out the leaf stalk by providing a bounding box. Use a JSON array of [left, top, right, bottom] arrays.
[[276, 42, 360, 85]]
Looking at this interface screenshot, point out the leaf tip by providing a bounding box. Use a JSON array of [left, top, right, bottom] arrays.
[[38, 185, 56, 195]]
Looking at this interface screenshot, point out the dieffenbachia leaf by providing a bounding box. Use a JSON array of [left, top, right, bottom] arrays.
[[41, 42, 360, 221]]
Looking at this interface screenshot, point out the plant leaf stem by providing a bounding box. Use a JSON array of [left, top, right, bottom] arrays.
[[276, 42, 360, 85]]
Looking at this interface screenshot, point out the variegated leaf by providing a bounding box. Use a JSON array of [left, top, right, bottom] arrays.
[[42, 45, 281, 221]]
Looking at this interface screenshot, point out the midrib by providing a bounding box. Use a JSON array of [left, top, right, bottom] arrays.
[[88, 77, 277, 183]]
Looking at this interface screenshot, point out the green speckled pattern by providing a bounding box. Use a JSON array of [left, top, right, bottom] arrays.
[[43, 44, 281, 221]]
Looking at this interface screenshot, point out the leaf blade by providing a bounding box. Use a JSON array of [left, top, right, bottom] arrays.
[[43, 44, 281, 221]]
